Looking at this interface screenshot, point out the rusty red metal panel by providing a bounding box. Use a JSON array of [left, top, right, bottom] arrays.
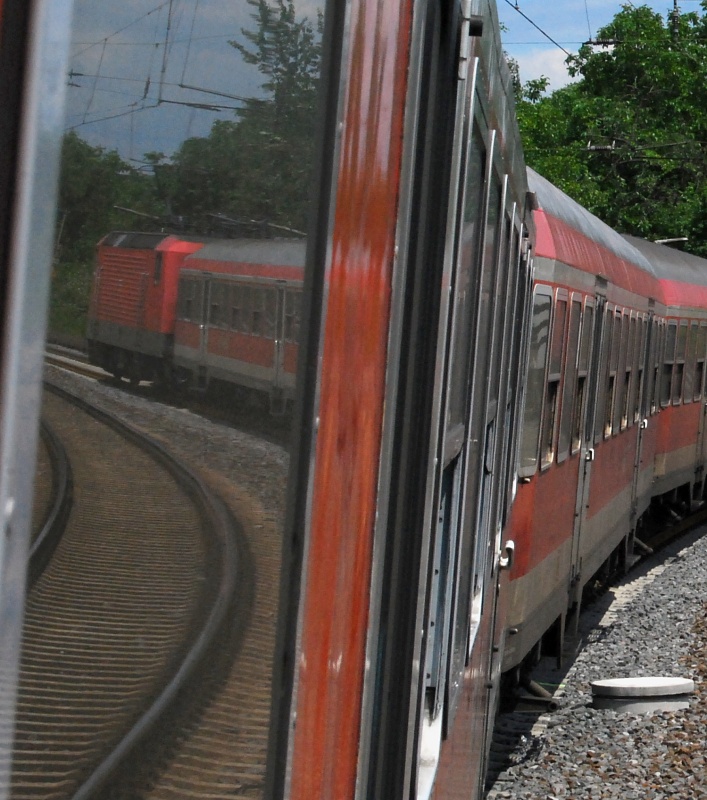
[[288, 0, 413, 796]]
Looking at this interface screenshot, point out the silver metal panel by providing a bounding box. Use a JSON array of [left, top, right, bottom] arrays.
[[0, 0, 74, 794], [185, 238, 307, 268]]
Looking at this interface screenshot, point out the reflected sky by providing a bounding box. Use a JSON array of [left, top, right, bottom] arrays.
[[66, 0, 297, 159]]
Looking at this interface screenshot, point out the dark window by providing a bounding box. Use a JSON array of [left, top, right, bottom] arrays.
[[695, 324, 707, 401], [520, 289, 552, 475], [594, 306, 613, 443], [673, 321, 688, 404], [558, 298, 581, 460], [541, 296, 567, 467], [177, 278, 204, 323], [572, 300, 594, 453], [284, 291, 301, 342], [661, 321, 677, 407]]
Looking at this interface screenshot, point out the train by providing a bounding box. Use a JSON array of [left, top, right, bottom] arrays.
[[3, 0, 707, 798], [86, 232, 305, 410]]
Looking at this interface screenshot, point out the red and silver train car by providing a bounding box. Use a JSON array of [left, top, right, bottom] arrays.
[[172, 239, 304, 405], [503, 169, 707, 677], [8, 0, 707, 798]]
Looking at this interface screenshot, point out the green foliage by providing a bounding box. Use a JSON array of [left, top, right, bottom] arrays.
[[168, 0, 323, 232], [51, 133, 157, 337], [516, 3, 707, 256]]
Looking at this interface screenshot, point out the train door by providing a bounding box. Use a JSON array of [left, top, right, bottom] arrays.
[[570, 293, 605, 599]]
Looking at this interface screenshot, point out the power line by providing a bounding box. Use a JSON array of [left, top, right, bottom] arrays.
[[502, 0, 571, 57], [72, 1, 173, 59]]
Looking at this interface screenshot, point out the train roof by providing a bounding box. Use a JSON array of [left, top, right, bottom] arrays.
[[185, 238, 307, 267], [100, 231, 175, 249], [622, 234, 707, 309], [622, 235, 707, 286], [528, 169, 655, 275]]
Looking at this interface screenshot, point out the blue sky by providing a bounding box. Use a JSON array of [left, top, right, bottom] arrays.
[[498, 1, 704, 90]]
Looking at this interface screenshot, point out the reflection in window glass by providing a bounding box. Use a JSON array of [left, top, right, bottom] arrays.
[[520, 291, 551, 474], [35, 0, 323, 796]]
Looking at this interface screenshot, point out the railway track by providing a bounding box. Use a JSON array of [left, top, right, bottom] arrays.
[[38, 362, 289, 799], [10, 384, 248, 799]]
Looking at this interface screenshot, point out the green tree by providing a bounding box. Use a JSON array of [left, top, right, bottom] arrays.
[[516, 3, 707, 255], [170, 0, 322, 232], [51, 133, 157, 337]]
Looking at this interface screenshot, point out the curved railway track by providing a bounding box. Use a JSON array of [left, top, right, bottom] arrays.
[[11, 384, 251, 799]]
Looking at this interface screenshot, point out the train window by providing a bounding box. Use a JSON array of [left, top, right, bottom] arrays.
[[229, 286, 242, 332], [541, 295, 567, 468], [673, 320, 688, 404], [37, 0, 326, 795], [593, 305, 613, 443], [571, 299, 594, 454], [684, 322, 698, 403], [177, 278, 204, 323], [695, 324, 707, 400], [652, 320, 664, 414], [284, 291, 301, 342], [502, 225, 526, 514], [265, 289, 277, 338], [240, 285, 253, 335], [605, 309, 622, 438], [661, 321, 677, 407], [251, 287, 266, 336], [519, 288, 552, 476], [209, 282, 228, 328], [558, 298, 581, 461], [620, 314, 636, 431], [632, 316, 647, 424]]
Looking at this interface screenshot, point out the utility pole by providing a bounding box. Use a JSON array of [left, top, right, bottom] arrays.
[[672, 0, 680, 39]]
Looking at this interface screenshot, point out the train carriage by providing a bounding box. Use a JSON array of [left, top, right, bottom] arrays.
[[624, 235, 707, 504], [505, 169, 666, 670], [172, 239, 305, 405]]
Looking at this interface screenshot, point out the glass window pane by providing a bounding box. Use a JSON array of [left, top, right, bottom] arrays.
[[520, 291, 551, 474], [39, 0, 323, 795]]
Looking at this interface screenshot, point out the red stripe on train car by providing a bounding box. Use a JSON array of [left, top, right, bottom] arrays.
[[288, 0, 412, 796], [660, 279, 707, 309], [535, 211, 661, 301]]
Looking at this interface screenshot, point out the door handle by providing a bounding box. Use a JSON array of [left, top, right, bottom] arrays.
[[499, 540, 515, 571], [585, 448, 595, 462]]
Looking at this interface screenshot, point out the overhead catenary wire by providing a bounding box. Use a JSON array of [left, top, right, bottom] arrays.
[[502, 0, 571, 56]]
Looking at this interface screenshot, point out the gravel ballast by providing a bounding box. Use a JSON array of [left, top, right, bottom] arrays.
[[487, 528, 707, 800]]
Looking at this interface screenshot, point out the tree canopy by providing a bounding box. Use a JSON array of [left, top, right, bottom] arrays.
[[515, 2, 707, 256]]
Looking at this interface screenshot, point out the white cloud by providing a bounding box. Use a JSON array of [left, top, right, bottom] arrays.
[[514, 47, 579, 92]]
